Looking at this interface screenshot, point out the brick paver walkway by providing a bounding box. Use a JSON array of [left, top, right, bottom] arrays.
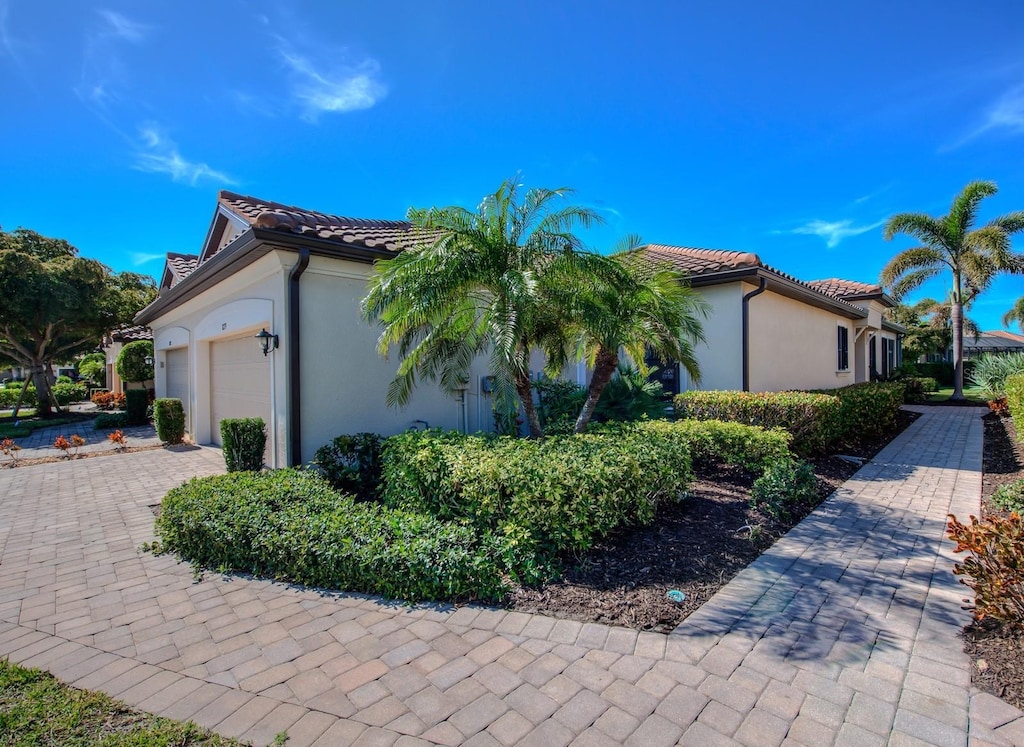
[[0, 406, 1021, 746], [9, 418, 162, 458]]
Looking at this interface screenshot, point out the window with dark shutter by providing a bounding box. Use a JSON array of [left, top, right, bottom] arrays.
[[838, 326, 849, 371]]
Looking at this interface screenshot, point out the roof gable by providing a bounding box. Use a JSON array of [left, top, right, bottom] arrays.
[[159, 252, 200, 290]]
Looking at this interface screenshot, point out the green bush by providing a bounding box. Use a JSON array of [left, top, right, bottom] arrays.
[[94, 412, 127, 429], [55, 375, 72, 385], [674, 390, 839, 455], [220, 417, 266, 472], [970, 353, 1024, 399], [154, 398, 186, 445], [1008, 373, 1024, 437], [534, 366, 669, 435], [116, 340, 154, 385], [993, 480, 1024, 514], [535, 377, 585, 435], [156, 469, 519, 602], [76, 352, 106, 387], [125, 389, 149, 426], [380, 428, 691, 556], [312, 433, 383, 499], [916, 361, 954, 387], [0, 386, 34, 409], [750, 460, 819, 521], [822, 382, 905, 447], [51, 381, 88, 406], [630, 419, 792, 475]]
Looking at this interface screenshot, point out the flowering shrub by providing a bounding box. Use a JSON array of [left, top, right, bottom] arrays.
[[107, 429, 128, 451], [1, 438, 20, 465], [948, 512, 1024, 626], [53, 434, 86, 458], [91, 391, 126, 410]]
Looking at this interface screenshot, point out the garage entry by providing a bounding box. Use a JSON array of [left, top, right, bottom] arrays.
[[209, 335, 271, 449], [165, 348, 189, 431]]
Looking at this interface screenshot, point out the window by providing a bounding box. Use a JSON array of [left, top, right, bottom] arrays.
[[883, 338, 896, 377], [837, 326, 850, 371]]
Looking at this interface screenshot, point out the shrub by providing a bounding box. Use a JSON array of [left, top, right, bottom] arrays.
[[51, 381, 88, 406], [822, 382, 905, 447], [125, 389, 149, 426], [947, 513, 1024, 625], [750, 460, 819, 521], [917, 361, 954, 387], [312, 433, 383, 499], [220, 417, 266, 472], [91, 391, 125, 410], [116, 340, 154, 385], [535, 377, 586, 435], [1006, 374, 1024, 436], [993, 480, 1024, 514], [970, 352, 1024, 399], [381, 428, 691, 556], [156, 469, 519, 602], [56, 374, 72, 385], [630, 419, 792, 475], [77, 352, 106, 386], [154, 398, 186, 445], [94, 412, 127, 429], [674, 390, 839, 455], [0, 386, 35, 409]]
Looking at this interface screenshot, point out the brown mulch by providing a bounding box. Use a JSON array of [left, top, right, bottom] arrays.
[[504, 410, 918, 632], [1, 443, 198, 469], [962, 412, 1024, 711]]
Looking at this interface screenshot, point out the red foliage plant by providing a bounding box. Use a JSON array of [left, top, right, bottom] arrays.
[[91, 391, 126, 410], [107, 429, 127, 451], [947, 512, 1024, 626]]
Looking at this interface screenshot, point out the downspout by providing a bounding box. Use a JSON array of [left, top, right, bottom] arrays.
[[742, 277, 768, 392], [288, 248, 311, 466]]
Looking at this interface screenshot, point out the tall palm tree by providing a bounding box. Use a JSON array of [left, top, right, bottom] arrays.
[[361, 177, 604, 437], [542, 244, 708, 433], [1003, 297, 1024, 331], [881, 181, 1024, 399]]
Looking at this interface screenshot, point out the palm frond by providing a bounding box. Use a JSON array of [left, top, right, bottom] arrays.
[[879, 247, 944, 292]]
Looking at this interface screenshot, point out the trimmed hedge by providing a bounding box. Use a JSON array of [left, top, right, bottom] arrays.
[[94, 412, 127, 429], [674, 390, 839, 455], [0, 386, 35, 409], [52, 381, 88, 406], [312, 433, 383, 499], [820, 382, 905, 447], [380, 428, 691, 555], [156, 469, 519, 602], [620, 419, 792, 475], [125, 389, 149, 426], [220, 417, 266, 472], [1007, 373, 1024, 432], [154, 398, 186, 445]]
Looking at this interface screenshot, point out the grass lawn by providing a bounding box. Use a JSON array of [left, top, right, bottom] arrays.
[[0, 414, 91, 439], [925, 385, 990, 405], [0, 659, 252, 746]]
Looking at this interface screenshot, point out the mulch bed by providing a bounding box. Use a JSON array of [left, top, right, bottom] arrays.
[[963, 412, 1024, 710], [504, 411, 918, 632]]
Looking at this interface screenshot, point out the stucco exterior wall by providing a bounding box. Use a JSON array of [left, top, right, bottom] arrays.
[[687, 283, 744, 391], [746, 287, 856, 391]]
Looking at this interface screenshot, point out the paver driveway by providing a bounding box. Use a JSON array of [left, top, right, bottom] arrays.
[[0, 407, 1022, 746]]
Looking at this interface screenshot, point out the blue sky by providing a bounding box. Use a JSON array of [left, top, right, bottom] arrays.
[[3, 1, 1024, 330]]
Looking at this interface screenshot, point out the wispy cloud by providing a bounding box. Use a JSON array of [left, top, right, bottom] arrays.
[[0, 0, 22, 65], [279, 49, 386, 120], [130, 251, 165, 266], [76, 9, 150, 106], [133, 125, 235, 186], [946, 84, 1024, 149], [784, 218, 886, 249], [97, 9, 149, 42]]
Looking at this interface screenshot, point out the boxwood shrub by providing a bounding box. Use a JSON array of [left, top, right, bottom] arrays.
[[628, 419, 792, 474], [94, 412, 127, 429], [380, 428, 692, 556], [819, 382, 905, 447], [674, 390, 839, 455], [52, 381, 88, 406], [220, 417, 266, 472], [154, 398, 186, 445], [1006, 373, 1024, 430], [156, 469, 520, 602], [125, 389, 149, 426], [312, 432, 383, 499], [0, 386, 34, 409]]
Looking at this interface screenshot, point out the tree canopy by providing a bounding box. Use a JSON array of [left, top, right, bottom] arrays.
[[0, 227, 157, 415]]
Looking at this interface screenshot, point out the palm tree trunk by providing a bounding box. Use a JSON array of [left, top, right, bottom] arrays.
[[574, 348, 619, 434], [951, 300, 964, 400], [515, 375, 544, 438]]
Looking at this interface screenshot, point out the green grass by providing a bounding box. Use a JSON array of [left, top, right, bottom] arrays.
[[0, 658, 250, 746], [924, 385, 989, 404], [0, 415, 90, 440]]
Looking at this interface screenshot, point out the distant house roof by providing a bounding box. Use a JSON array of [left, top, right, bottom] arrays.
[[964, 330, 1024, 355], [632, 244, 869, 319], [106, 325, 152, 346]]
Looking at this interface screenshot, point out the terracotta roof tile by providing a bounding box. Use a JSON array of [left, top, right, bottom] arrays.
[[805, 278, 884, 300], [166, 252, 199, 287], [110, 325, 152, 342], [637, 244, 762, 275], [217, 190, 431, 253]]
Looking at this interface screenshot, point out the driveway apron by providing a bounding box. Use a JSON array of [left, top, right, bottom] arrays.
[[0, 407, 1021, 746]]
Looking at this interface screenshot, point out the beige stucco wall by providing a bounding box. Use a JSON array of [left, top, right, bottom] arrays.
[[687, 283, 744, 391], [746, 286, 856, 391]]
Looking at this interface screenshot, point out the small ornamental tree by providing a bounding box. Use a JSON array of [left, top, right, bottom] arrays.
[[116, 340, 154, 386]]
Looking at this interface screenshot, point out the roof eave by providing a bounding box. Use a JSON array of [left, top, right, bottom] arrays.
[[690, 267, 867, 319]]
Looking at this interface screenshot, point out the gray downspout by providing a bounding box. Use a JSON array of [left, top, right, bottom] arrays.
[[742, 277, 768, 392], [288, 248, 311, 466]]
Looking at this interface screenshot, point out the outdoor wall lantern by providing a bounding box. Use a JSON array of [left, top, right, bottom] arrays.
[[144, 354, 154, 367], [255, 328, 279, 356]]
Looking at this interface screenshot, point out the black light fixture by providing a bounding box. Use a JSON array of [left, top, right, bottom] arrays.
[[255, 328, 279, 356]]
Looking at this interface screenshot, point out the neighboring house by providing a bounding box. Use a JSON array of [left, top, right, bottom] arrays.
[[963, 330, 1024, 359], [136, 193, 904, 467], [633, 245, 903, 393], [102, 325, 154, 394]]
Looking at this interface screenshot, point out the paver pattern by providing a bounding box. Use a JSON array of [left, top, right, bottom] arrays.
[[0, 406, 1021, 746], [8, 418, 162, 458]]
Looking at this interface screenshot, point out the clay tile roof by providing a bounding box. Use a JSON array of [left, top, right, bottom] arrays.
[[636, 244, 763, 276], [805, 278, 884, 300], [110, 325, 152, 342], [217, 190, 431, 253], [166, 252, 200, 287]]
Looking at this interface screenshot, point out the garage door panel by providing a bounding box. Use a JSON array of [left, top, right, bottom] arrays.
[[210, 336, 271, 452]]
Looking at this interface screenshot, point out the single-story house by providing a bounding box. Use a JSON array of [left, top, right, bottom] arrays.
[[101, 325, 154, 393], [963, 330, 1024, 359], [135, 192, 902, 467]]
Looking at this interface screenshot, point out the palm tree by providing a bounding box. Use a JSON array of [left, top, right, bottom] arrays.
[[542, 244, 708, 433], [361, 177, 604, 437], [881, 181, 1024, 399], [1003, 297, 1024, 331]]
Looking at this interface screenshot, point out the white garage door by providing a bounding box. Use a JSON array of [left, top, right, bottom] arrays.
[[209, 335, 271, 450], [165, 348, 189, 431]]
